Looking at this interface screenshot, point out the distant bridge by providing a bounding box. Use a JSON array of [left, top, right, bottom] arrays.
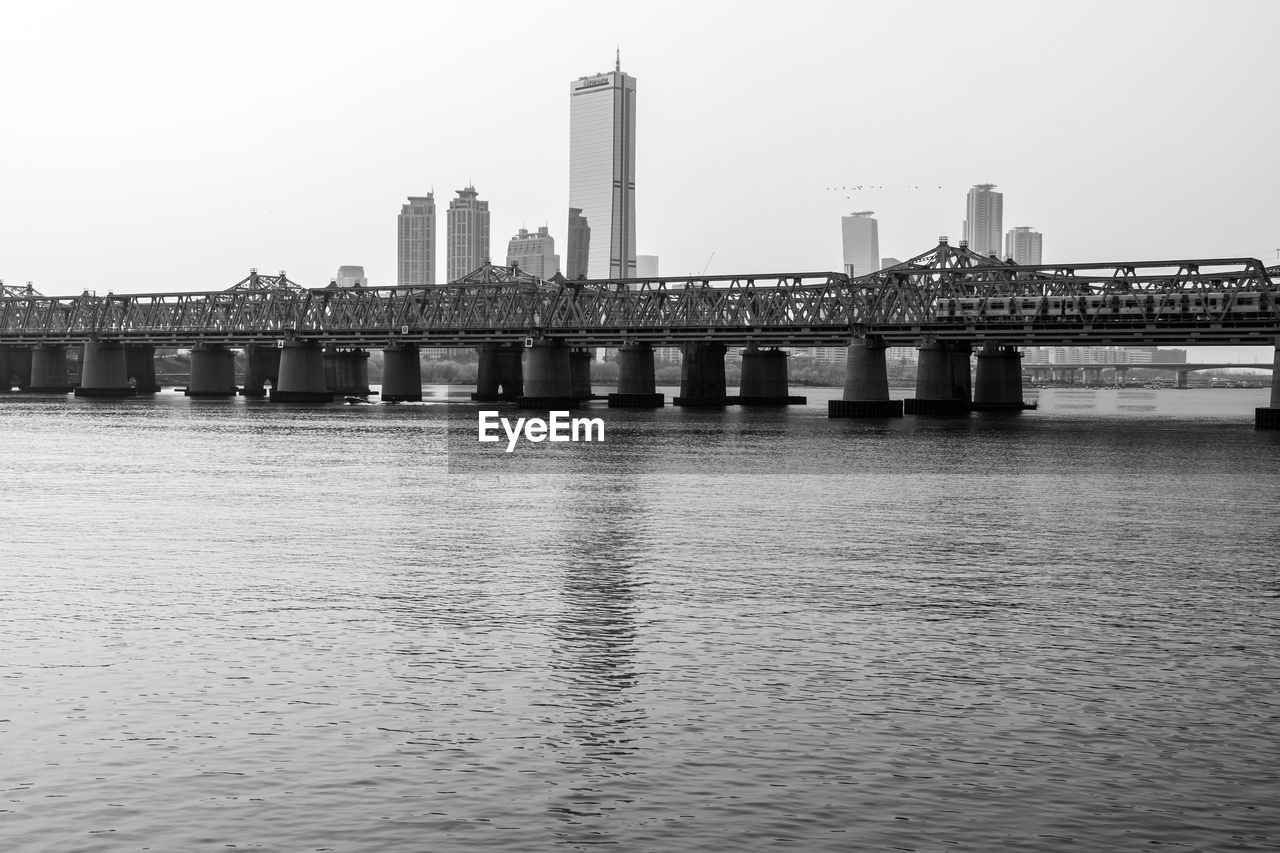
[[2, 240, 1278, 348]]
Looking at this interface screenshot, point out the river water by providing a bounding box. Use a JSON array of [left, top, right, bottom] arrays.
[[4, 386, 1279, 851]]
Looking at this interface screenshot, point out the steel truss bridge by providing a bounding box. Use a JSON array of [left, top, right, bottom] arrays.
[[2, 241, 1278, 348]]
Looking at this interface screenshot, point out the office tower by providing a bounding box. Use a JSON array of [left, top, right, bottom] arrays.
[[446, 186, 490, 282], [963, 184, 1003, 258], [506, 226, 560, 279], [335, 265, 367, 288], [1005, 226, 1043, 265], [881, 257, 902, 269], [637, 255, 659, 278], [841, 211, 880, 278], [397, 194, 436, 286], [568, 57, 636, 279], [566, 208, 591, 279]]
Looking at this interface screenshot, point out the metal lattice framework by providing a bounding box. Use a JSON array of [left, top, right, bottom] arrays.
[[1, 246, 1277, 347]]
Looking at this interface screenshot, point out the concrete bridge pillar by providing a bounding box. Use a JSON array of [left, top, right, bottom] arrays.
[[1255, 340, 1280, 429], [76, 340, 135, 397], [472, 342, 523, 402], [185, 343, 238, 397], [570, 348, 595, 401], [3, 346, 33, 390], [830, 335, 903, 417], [675, 342, 734, 406], [972, 344, 1027, 411], [608, 342, 664, 407], [1115, 366, 1130, 387], [905, 340, 970, 415], [272, 339, 333, 402], [323, 347, 372, 396], [1177, 370, 1189, 389], [28, 344, 73, 392], [738, 344, 805, 405], [381, 343, 422, 402], [125, 344, 161, 393], [1082, 367, 1102, 386], [517, 338, 577, 409], [242, 344, 281, 396]]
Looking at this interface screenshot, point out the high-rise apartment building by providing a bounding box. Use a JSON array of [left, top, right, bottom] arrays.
[[963, 184, 1003, 258], [1005, 226, 1043, 265], [506, 226, 560, 279], [446, 186, 490, 282], [335, 265, 367, 288], [568, 58, 636, 279], [397, 194, 436, 286], [841, 211, 880, 278]]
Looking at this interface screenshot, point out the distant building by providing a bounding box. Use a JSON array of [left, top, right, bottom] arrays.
[[569, 59, 636, 279], [963, 184, 1003, 259], [506, 226, 560, 279], [335, 265, 366, 288], [881, 257, 902, 270], [447, 186, 490, 281], [397, 194, 436, 286], [1005, 226, 1043, 265], [841, 211, 880, 278], [637, 255, 659, 278]]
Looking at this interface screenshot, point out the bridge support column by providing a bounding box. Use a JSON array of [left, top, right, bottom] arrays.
[[972, 344, 1029, 411], [1255, 340, 1280, 429], [570, 348, 596, 401], [241, 344, 281, 396], [27, 344, 73, 392], [1177, 370, 1189, 389], [1083, 367, 1102, 386], [472, 342, 523, 402], [185, 343, 238, 397], [324, 347, 372, 397], [738, 343, 805, 405], [125, 344, 161, 393], [381, 343, 422, 402], [905, 340, 970, 415], [3, 346, 33, 390], [830, 336, 903, 417], [674, 342, 735, 406], [76, 340, 136, 397], [608, 342, 664, 407], [517, 339, 577, 409], [272, 339, 334, 403], [1115, 366, 1129, 387]]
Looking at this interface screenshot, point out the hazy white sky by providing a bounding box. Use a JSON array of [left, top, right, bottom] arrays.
[[2, 0, 1277, 359]]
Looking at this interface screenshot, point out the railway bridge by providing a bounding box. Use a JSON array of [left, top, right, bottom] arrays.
[[3, 239, 1279, 427]]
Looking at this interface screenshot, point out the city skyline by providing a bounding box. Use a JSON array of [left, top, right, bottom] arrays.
[[0, 0, 1276, 359]]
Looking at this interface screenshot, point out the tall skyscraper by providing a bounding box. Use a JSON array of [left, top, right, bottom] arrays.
[[841, 211, 880, 278], [506, 226, 560, 279], [566, 208, 590, 279], [398, 194, 436, 286], [568, 56, 636, 279], [446, 185, 490, 281], [1005, 226, 1043, 265], [963, 184, 1003, 258]]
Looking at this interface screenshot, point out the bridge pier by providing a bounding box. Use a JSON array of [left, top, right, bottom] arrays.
[[185, 343, 238, 397], [1255, 341, 1280, 429], [3, 345, 32, 390], [675, 342, 736, 406], [972, 344, 1029, 411], [381, 343, 422, 402], [517, 338, 577, 409], [472, 342, 523, 402], [76, 340, 136, 397], [272, 339, 334, 402], [324, 347, 372, 397], [905, 340, 970, 415], [829, 336, 903, 417], [570, 348, 596, 401], [27, 344, 74, 392], [608, 342, 664, 407], [1177, 370, 1189, 389], [125, 344, 161, 393], [738, 344, 806, 406], [1082, 367, 1103, 386], [241, 343, 281, 396]]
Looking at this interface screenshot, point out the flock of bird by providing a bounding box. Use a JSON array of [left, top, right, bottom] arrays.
[[826, 185, 947, 198]]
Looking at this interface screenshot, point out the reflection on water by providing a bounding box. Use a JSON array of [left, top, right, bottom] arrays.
[[3, 386, 1279, 851]]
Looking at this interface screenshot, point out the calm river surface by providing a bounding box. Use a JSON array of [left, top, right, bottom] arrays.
[[4, 386, 1279, 851]]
